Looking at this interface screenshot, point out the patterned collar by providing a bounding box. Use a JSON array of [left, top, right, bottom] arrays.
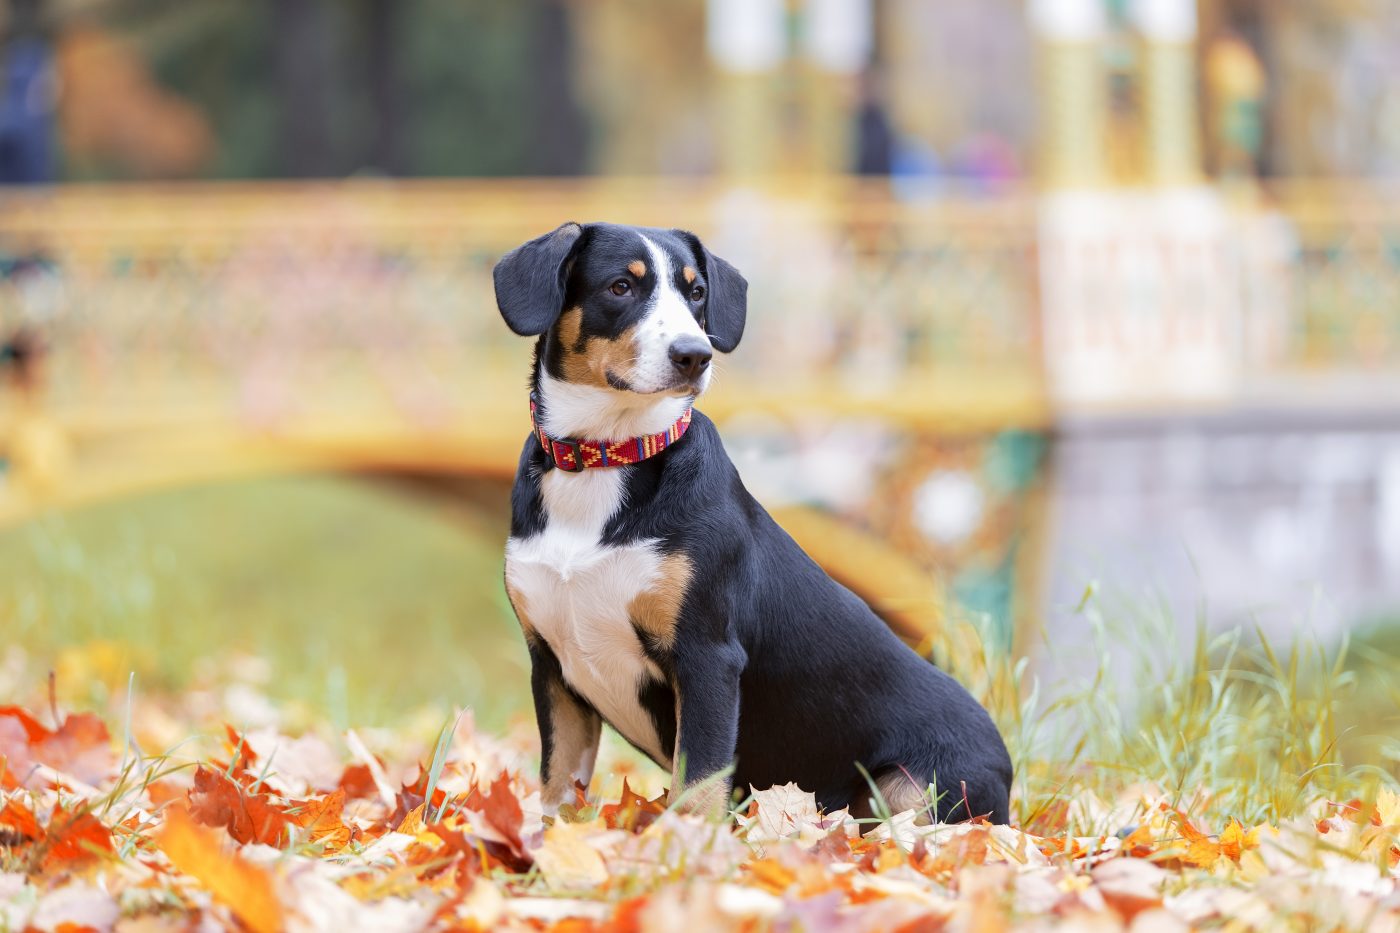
[[529, 393, 693, 472]]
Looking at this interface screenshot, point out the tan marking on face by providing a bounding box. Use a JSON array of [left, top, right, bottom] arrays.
[[556, 306, 584, 351], [628, 260, 646, 278], [683, 266, 697, 284], [628, 552, 692, 650], [555, 306, 640, 389]]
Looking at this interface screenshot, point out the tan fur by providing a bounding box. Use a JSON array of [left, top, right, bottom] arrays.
[[627, 552, 692, 651], [874, 769, 936, 823], [505, 581, 534, 635], [628, 260, 647, 278], [555, 306, 640, 389], [541, 679, 602, 807], [682, 266, 697, 284], [508, 580, 601, 807]]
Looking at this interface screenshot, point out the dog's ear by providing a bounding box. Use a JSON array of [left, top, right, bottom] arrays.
[[678, 230, 747, 353], [493, 222, 586, 336]]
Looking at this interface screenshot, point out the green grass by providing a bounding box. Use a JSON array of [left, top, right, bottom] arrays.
[[0, 474, 530, 728], [977, 588, 1400, 831], [5, 475, 1398, 835]]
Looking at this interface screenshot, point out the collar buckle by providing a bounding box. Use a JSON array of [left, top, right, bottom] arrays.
[[549, 437, 586, 472]]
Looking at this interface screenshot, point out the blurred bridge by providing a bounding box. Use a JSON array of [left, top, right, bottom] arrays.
[[2, 179, 1398, 646]]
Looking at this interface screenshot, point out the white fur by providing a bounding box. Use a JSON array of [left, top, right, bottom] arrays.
[[508, 233, 715, 771], [538, 371, 691, 441], [505, 466, 673, 768], [623, 235, 712, 395]]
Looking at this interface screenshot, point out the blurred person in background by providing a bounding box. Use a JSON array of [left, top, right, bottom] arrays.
[[1206, 28, 1267, 180], [853, 67, 894, 176], [0, 0, 56, 183], [0, 321, 68, 500]]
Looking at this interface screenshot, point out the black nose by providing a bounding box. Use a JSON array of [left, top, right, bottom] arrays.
[[668, 336, 713, 382]]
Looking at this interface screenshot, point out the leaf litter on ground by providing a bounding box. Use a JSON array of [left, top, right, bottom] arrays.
[[1, 609, 1398, 932]]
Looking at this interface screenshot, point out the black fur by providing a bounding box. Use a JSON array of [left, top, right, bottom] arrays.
[[493, 222, 584, 336], [496, 224, 1012, 823]]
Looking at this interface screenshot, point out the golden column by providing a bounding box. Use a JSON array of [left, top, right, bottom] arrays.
[[1131, 0, 1201, 185], [798, 0, 872, 175], [1029, 0, 1110, 189], [707, 0, 787, 178]]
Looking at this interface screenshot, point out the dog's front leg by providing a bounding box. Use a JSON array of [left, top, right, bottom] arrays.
[[528, 636, 602, 815], [668, 640, 746, 817]]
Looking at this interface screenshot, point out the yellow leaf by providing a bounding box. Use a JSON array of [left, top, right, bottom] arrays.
[[1375, 789, 1400, 828], [1217, 818, 1260, 862], [398, 802, 427, 836], [533, 821, 608, 890], [1175, 815, 1220, 869], [157, 807, 283, 933]]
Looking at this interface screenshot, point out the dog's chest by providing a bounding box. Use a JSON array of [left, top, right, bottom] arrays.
[[505, 469, 671, 764]]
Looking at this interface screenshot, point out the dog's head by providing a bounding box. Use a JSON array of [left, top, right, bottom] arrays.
[[493, 223, 747, 399]]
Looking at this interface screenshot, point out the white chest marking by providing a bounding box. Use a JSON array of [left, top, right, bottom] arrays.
[[506, 467, 671, 766]]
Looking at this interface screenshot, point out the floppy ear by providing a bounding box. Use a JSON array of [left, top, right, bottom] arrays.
[[679, 231, 748, 353], [493, 222, 585, 336]]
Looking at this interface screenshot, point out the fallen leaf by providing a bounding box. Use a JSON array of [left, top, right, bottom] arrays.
[[1091, 857, 1166, 921], [1216, 818, 1259, 862], [534, 820, 608, 890], [39, 804, 115, 869], [0, 799, 43, 842], [749, 783, 820, 841], [0, 707, 113, 789], [598, 778, 666, 833], [187, 765, 288, 847], [156, 807, 282, 933], [291, 788, 351, 852]]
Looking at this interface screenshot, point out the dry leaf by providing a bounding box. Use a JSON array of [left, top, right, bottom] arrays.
[[156, 807, 283, 933], [187, 765, 288, 847], [535, 820, 608, 890]]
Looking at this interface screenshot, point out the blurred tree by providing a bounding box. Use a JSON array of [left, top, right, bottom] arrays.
[[57, 24, 213, 178], [362, 0, 403, 174], [528, 0, 585, 175], [272, 0, 335, 177], [90, 0, 590, 179]]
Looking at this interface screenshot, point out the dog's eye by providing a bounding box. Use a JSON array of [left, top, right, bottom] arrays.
[[609, 279, 631, 297], [689, 284, 705, 302]]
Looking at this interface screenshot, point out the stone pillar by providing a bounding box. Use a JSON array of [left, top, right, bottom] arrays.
[[1029, 0, 1108, 189], [1130, 0, 1201, 185]]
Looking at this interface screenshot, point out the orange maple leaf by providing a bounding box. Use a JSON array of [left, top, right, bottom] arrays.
[[1217, 818, 1260, 861], [1171, 812, 1258, 869], [0, 798, 43, 843], [0, 706, 114, 788], [291, 788, 351, 852], [187, 765, 288, 847], [40, 803, 115, 869], [0, 798, 114, 870], [157, 807, 282, 933], [599, 777, 667, 833]]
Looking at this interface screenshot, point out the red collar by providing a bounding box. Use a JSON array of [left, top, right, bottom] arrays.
[[529, 394, 694, 472]]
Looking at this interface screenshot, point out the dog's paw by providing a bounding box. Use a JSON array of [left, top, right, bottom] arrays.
[[668, 781, 731, 819]]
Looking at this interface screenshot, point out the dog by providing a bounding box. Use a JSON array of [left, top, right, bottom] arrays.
[[494, 222, 1012, 823]]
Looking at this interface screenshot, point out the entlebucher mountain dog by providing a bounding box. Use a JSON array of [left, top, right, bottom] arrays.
[[494, 222, 1013, 824]]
